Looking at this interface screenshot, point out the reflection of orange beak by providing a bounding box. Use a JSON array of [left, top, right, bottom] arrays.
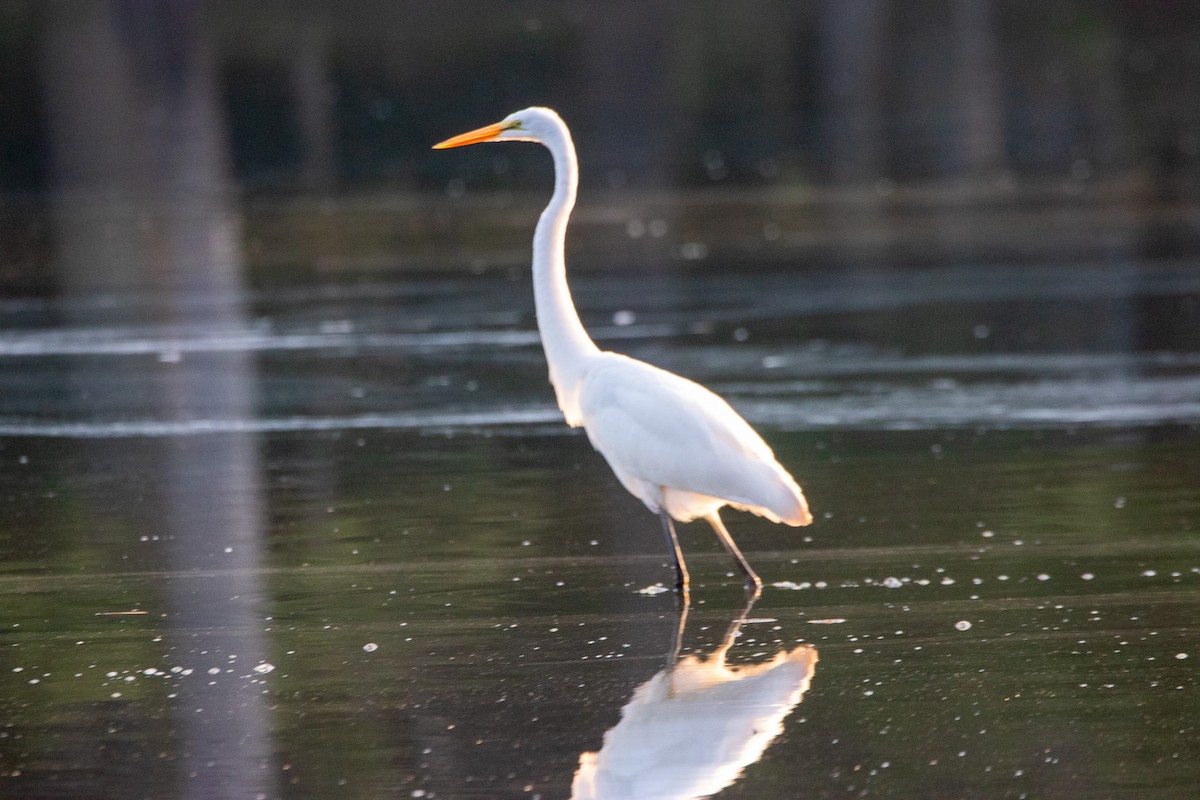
[[432, 120, 515, 149]]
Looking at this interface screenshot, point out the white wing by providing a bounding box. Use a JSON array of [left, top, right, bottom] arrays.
[[578, 353, 809, 524]]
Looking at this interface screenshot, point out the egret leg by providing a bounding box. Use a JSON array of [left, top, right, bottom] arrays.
[[719, 587, 761, 652], [705, 511, 763, 596], [667, 591, 691, 667], [658, 510, 690, 594]]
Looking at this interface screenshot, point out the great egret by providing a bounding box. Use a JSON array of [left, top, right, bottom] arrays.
[[434, 107, 812, 593]]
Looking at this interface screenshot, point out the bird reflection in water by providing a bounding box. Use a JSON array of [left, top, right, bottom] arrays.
[[571, 596, 818, 799]]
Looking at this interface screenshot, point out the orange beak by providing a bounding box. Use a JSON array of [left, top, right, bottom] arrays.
[[432, 120, 516, 149]]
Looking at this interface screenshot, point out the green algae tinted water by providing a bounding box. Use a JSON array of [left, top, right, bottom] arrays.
[[0, 264, 1197, 799]]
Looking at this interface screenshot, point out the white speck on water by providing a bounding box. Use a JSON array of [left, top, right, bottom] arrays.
[[1176, 653, 1189, 660], [252, 663, 275, 674], [973, 324, 991, 339], [1114, 496, 1127, 509], [955, 620, 972, 631], [1142, 569, 1157, 577], [207, 667, 221, 675], [1081, 572, 1095, 581], [521, 540, 531, 547], [733, 327, 749, 342], [612, 310, 636, 326], [882, 577, 903, 588], [981, 530, 995, 538], [442, 484, 451, 492], [941, 577, 956, 586], [1037, 573, 1051, 581], [637, 585, 669, 596], [362, 643, 379, 653], [223, 546, 233, 554]]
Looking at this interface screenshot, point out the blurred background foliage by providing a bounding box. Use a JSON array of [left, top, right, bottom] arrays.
[[0, 0, 1199, 288]]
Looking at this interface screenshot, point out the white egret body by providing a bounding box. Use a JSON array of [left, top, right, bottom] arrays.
[[435, 107, 812, 592]]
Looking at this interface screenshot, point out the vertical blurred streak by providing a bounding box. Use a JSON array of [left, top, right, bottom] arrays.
[[953, 0, 1005, 179], [574, 1, 674, 187], [42, 2, 276, 798], [817, 0, 891, 267], [291, 13, 337, 191], [818, 0, 885, 186]]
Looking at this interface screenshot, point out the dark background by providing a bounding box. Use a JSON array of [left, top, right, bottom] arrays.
[[2, 0, 1200, 293]]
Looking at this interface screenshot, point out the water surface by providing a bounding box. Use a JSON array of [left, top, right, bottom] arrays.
[[0, 263, 1197, 799]]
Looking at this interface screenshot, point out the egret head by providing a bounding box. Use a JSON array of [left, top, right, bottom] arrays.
[[433, 106, 565, 149]]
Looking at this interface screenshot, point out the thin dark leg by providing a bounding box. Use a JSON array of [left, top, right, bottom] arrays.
[[719, 587, 761, 652], [658, 510, 690, 594], [706, 511, 763, 596], [667, 590, 691, 667]]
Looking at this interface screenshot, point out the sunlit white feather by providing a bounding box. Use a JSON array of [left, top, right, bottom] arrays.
[[579, 353, 810, 525]]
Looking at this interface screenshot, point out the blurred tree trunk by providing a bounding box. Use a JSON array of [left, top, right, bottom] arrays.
[[291, 13, 338, 190], [574, 0, 674, 187], [41, 3, 275, 798], [819, 0, 886, 185], [43, 0, 243, 317], [818, 0, 893, 267], [953, 0, 1006, 179]]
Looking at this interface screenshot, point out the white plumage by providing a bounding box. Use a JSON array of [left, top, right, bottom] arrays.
[[580, 353, 809, 526], [435, 107, 812, 592]]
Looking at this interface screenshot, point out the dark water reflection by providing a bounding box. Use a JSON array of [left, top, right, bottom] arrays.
[[0, 262, 1198, 798]]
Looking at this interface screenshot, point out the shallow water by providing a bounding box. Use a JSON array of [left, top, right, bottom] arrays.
[[0, 263, 1198, 799]]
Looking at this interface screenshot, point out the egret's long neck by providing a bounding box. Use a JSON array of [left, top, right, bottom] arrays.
[[534, 124, 599, 423]]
